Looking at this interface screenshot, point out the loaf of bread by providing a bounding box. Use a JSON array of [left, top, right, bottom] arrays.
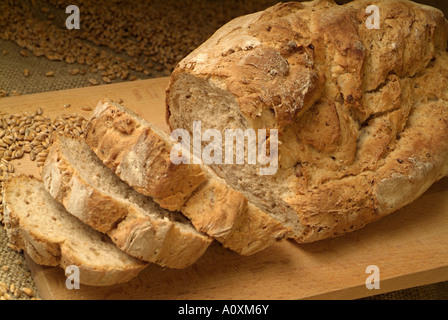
[[41, 134, 212, 268], [166, 0, 448, 242], [85, 99, 289, 255], [2, 175, 148, 286]]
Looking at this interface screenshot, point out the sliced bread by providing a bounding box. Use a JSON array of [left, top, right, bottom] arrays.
[[41, 134, 212, 268], [2, 175, 148, 286], [84, 99, 289, 255]]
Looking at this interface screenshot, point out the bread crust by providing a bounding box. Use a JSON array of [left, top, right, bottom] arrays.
[[2, 175, 147, 286], [85, 98, 207, 212], [182, 178, 289, 255], [166, 0, 448, 242], [41, 135, 212, 268], [85, 100, 290, 255]]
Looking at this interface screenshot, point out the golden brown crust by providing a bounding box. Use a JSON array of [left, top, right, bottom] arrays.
[[219, 202, 289, 255], [43, 139, 130, 233], [181, 179, 245, 240], [108, 215, 211, 269], [166, 0, 448, 242], [85, 99, 207, 211]]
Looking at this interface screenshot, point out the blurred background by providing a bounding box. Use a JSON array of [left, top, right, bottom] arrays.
[[0, 0, 447, 300]]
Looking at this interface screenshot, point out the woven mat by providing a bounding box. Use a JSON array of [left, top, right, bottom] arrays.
[[0, 0, 447, 301]]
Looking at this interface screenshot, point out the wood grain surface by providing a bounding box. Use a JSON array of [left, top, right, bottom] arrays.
[[1, 78, 447, 300]]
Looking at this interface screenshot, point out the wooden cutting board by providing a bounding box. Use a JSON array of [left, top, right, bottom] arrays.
[[1, 78, 447, 300]]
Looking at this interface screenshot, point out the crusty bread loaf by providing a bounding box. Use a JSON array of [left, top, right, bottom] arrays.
[[41, 134, 212, 268], [166, 0, 448, 242], [2, 175, 148, 286], [85, 99, 289, 255]]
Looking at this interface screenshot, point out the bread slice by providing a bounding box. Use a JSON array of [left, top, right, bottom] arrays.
[[85, 100, 207, 212], [84, 99, 289, 255], [165, 0, 448, 242], [41, 134, 212, 268], [2, 175, 147, 286]]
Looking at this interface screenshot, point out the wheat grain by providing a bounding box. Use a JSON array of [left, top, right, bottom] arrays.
[[21, 287, 34, 297]]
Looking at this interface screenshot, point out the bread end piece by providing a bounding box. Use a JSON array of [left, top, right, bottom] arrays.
[[3, 175, 147, 286]]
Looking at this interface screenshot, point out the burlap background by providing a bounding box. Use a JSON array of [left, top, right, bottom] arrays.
[[0, 0, 447, 300]]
